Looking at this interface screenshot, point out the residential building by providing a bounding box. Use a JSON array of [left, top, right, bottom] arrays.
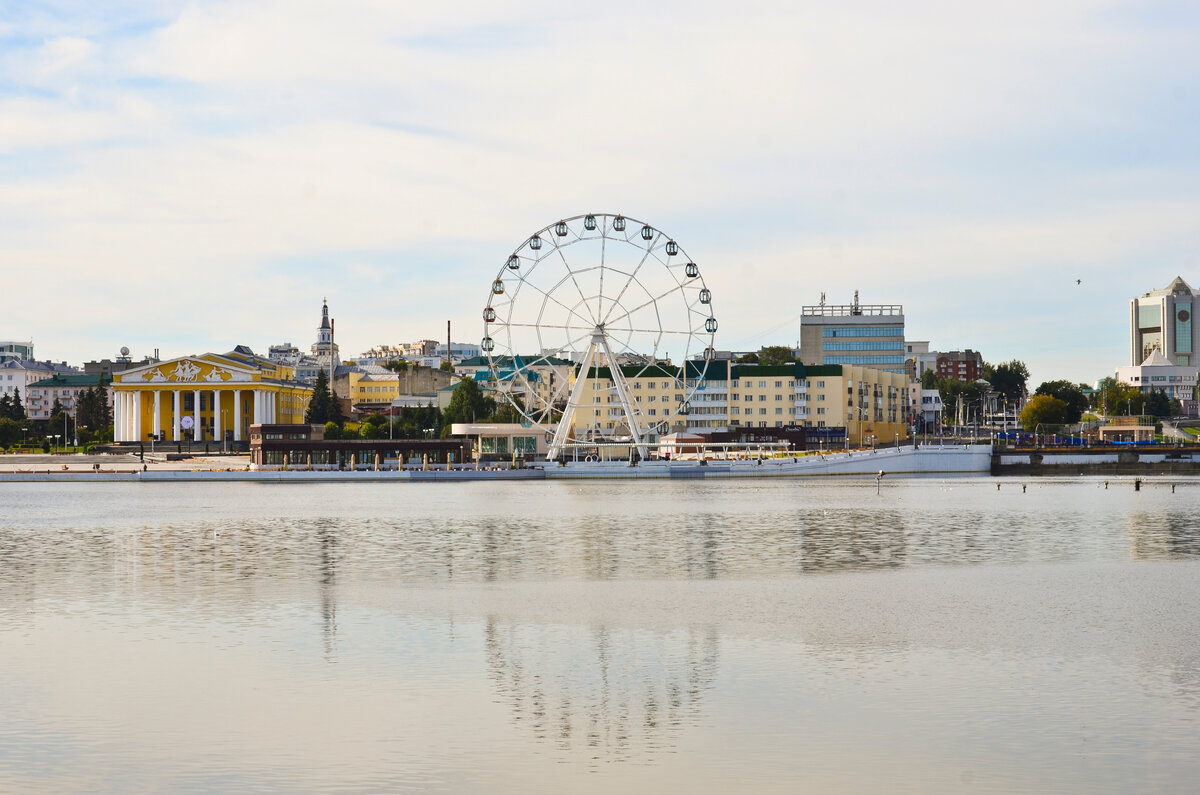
[[111, 346, 312, 443], [0, 340, 34, 364], [799, 292, 905, 373], [333, 363, 455, 414], [456, 355, 575, 417], [1115, 349, 1197, 401], [1130, 276, 1200, 366], [562, 359, 908, 446], [1, 359, 79, 399], [932, 349, 984, 382], [26, 373, 113, 422]]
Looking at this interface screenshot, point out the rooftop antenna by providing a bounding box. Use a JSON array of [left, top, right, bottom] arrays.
[[819, 291, 826, 306]]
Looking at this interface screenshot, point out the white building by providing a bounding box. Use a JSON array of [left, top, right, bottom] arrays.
[[1, 359, 80, 400], [1115, 348, 1197, 401]]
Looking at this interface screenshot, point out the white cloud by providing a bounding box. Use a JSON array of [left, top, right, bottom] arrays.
[[1, 0, 1198, 386]]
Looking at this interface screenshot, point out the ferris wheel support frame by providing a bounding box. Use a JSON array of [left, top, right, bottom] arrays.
[[548, 325, 648, 462]]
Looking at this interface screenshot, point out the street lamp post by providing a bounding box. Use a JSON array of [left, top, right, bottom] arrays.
[[22, 426, 28, 448]]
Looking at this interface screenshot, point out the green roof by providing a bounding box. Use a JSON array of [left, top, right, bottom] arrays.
[[730, 362, 807, 378], [27, 373, 106, 387], [583, 363, 681, 380]]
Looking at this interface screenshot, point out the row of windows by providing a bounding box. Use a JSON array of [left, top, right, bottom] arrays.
[[821, 327, 904, 338], [822, 341, 905, 351], [822, 355, 905, 365]]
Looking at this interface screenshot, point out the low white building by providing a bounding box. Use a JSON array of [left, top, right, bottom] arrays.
[[1115, 348, 1197, 400]]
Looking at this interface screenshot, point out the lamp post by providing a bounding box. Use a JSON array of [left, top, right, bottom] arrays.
[[22, 426, 28, 448], [52, 434, 60, 453]]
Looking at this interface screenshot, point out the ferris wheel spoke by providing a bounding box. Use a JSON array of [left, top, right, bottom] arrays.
[[602, 280, 691, 330], [550, 237, 597, 324], [501, 321, 602, 333], [599, 245, 657, 326], [514, 274, 591, 328]]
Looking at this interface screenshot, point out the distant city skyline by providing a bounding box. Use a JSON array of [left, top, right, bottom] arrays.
[[4, 1, 1199, 388]]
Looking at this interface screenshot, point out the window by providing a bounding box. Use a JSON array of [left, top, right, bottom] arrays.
[[822, 327, 904, 338], [759, 408, 767, 415], [817, 408, 825, 415], [647, 382, 655, 389], [775, 408, 783, 415], [758, 381, 766, 388], [731, 380, 739, 388], [775, 381, 782, 388], [775, 394, 783, 401]]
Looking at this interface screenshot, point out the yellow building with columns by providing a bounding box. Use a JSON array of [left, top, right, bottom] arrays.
[[112, 347, 313, 444]]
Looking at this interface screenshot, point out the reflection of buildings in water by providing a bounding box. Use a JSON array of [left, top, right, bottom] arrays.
[[316, 521, 338, 660], [797, 510, 909, 573], [485, 617, 719, 760], [1125, 512, 1200, 560]]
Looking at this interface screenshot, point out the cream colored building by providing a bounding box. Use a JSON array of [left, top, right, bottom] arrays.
[[112, 348, 312, 443]]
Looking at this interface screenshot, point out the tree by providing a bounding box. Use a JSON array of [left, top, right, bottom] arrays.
[[919, 369, 937, 389], [305, 370, 345, 426], [439, 360, 455, 372], [382, 359, 409, 373], [1145, 388, 1171, 418], [323, 421, 342, 440], [0, 393, 11, 419], [1034, 380, 1088, 424], [1020, 394, 1067, 431], [442, 378, 494, 427], [736, 352, 759, 364], [982, 360, 1030, 402], [10, 387, 24, 420], [0, 417, 21, 449], [758, 346, 796, 366]]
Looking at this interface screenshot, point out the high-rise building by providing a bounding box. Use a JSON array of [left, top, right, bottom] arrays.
[[799, 292, 905, 373], [1130, 277, 1198, 366], [0, 341, 34, 364]]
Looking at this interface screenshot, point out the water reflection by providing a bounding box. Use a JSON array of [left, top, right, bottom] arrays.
[[1126, 511, 1200, 560], [485, 617, 719, 763]]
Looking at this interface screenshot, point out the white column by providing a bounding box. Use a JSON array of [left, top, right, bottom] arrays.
[[133, 391, 142, 442], [213, 389, 222, 443], [193, 389, 202, 442], [266, 390, 275, 424], [125, 392, 134, 442], [253, 389, 262, 427], [173, 390, 181, 441], [154, 391, 162, 440], [114, 392, 125, 442], [233, 389, 243, 441]]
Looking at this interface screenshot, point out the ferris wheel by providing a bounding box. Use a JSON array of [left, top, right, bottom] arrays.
[[482, 213, 716, 460]]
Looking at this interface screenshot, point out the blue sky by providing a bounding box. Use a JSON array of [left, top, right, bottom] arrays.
[[2, 0, 1199, 386]]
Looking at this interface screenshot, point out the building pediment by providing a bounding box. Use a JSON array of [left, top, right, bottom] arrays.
[[116, 356, 258, 385]]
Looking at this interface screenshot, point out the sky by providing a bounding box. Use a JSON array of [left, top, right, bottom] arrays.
[[2, 0, 1199, 387]]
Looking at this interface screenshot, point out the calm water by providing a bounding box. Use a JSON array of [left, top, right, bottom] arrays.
[[2, 477, 1199, 793]]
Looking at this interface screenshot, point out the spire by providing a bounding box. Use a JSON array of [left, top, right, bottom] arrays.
[[320, 298, 330, 330]]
